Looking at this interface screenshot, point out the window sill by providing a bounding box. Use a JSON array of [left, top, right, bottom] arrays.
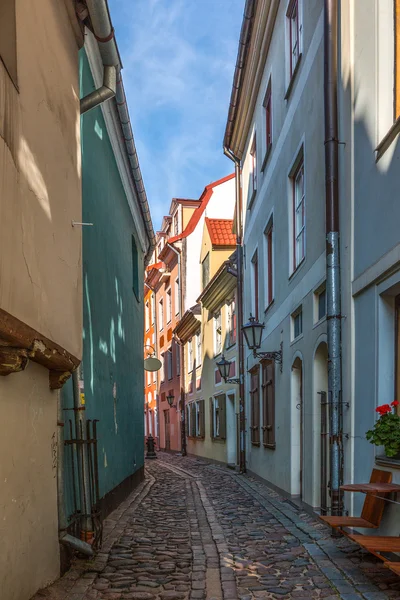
[[261, 145, 272, 173], [291, 333, 304, 346], [263, 443, 276, 450], [289, 257, 305, 281], [251, 441, 261, 447], [284, 54, 302, 101], [264, 299, 274, 314], [226, 342, 236, 350], [375, 455, 400, 469], [212, 437, 226, 443], [376, 116, 400, 162]]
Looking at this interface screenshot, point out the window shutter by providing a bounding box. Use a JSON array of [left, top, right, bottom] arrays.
[[199, 400, 205, 437], [209, 397, 214, 439], [250, 369, 260, 445], [262, 362, 275, 448], [219, 395, 227, 440]]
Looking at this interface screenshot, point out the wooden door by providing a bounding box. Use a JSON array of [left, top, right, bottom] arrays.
[[164, 410, 170, 450]]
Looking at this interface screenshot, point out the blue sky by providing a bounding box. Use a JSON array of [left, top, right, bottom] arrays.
[[108, 0, 244, 230]]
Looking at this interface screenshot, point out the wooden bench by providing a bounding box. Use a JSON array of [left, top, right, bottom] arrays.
[[320, 469, 392, 534], [347, 534, 400, 562]]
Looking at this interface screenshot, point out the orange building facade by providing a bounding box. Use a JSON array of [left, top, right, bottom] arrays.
[[144, 279, 158, 447]]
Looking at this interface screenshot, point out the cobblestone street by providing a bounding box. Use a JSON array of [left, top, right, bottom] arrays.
[[33, 455, 400, 600]]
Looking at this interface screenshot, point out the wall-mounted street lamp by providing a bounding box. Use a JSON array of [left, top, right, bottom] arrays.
[[216, 355, 241, 384], [242, 314, 283, 372], [144, 345, 162, 372], [166, 393, 176, 408]]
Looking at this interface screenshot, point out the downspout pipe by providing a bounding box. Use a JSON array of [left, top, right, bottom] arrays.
[[80, 65, 116, 115], [167, 243, 187, 456], [224, 147, 246, 474], [324, 0, 343, 517], [81, 0, 156, 264]]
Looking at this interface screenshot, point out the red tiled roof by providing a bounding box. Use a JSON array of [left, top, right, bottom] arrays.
[[146, 261, 163, 272], [205, 218, 236, 247]]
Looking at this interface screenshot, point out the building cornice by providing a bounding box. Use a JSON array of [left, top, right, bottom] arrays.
[[226, 0, 279, 159], [173, 306, 201, 343], [197, 262, 236, 314]]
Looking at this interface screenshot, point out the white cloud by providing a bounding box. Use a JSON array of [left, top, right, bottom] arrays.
[[109, 0, 243, 229]]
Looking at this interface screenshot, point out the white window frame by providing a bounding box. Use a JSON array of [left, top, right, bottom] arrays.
[[226, 300, 236, 348], [263, 215, 274, 309], [286, 0, 303, 84], [288, 144, 305, 275], [188, 338, 194, 372], [214, 312, 222, 356], [195, 401, 201, 437], [159, 299, 164, 331], [196, 331, 202, 366], [213, 397, 220, 438], [160, 352, 165, 382], [314, 282, 327, 324], [291, 305, 303, 341], [251, 249, 259, 320], [166, 288, 172, 324]]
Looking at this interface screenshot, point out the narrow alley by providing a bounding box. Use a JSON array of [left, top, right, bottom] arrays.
[[33, 455, 400, 600]]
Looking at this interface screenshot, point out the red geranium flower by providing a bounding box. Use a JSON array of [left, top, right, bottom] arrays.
[[392, 400, 399, 407], [376, 404, 392, 415]]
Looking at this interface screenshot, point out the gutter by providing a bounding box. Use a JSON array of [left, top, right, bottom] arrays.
[[223, 0, 256, 153], [81, 0, 156, 264]]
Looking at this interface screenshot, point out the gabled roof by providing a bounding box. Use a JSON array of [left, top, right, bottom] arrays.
[[205, 218, 236, 247], [167, 173, 235, 245]]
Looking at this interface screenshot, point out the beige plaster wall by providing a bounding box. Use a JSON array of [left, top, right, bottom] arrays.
[[0, 0, 82, 359], [0, 363, 59, 600]]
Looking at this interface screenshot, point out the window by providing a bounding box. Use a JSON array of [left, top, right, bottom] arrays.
[[195, 400, 205, 437], [210, 395, 226, 440], [159, 299, 164, 331], [160, 353, 165, 382], [173, 212, 179, 236], [175, 278, 180, 315], [291, 157, 305, 271], [166, 289, 172, 323], [227, 300, 236, 347], [151, 295, 155, 324], [262, 361, 275, 449], [214, 312, 222, 355], [263, 80, 272, 157], [314, 284, 327, 323], [251, 251, 259, 320], [264, 219, 274, 308], [250, 135, 257, 197], [0, 1, 17, 87], [167, 349, 173, 380], [292, 306, 303, 340], [188, 338, 193, 372], [202, 253, 210, 289], [250, 368, 260, 445], [145, 301, 150, 331], [196, 331, 202, 366], [187, 403, 196, 437], [287, 0, 302, 79], [176, 344, 180, 376], [132, 236, 140, 300]]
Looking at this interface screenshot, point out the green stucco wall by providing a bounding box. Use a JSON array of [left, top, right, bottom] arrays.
[[62, 49, 145, 518]]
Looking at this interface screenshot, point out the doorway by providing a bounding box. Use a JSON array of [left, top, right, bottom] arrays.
[[291, 356, 303, 499], [313, 341, 328, 512], [164, 410, 170, 450]]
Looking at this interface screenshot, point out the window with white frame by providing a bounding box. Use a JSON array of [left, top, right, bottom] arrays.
[[251, 251, 259, 320], [291, 306, 303, 340], [264, 218, 274, 308], [226, 300, 236, 347], [250, 135, 257, 198], [151, 294, 155, 324], [173, 212, 179, 236], [290, 154, 305, 272], [196, 330, 202, 366], [263, 79, 272, 158], [160, 352, 165, 382], [145, 301, 150, 331], [314, 283, 327, 323], [159, 299, 164, 330], [195, 401, 201, 436], [175, 278, 180, 315], [214, 397, 220, 437], [167, 349, 173, 380], [176, 344, 180, 376], [286, 0, 302, 80], [214, 312, 222, 355], [166, 289, 172, 323], [188, 338, 194, 372]]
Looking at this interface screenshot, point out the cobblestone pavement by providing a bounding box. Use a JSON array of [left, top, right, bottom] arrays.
[[32, 454, 400, 600]]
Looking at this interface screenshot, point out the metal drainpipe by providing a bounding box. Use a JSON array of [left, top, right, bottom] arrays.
[[167, 243, 186, 456], [145, 281, 159, 446], [224, 148, 246, 474], [80, 65, 117, 115], [57, 390, 93, 556], [72, 367, 93, 540], [324, 0, 343, 517]]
